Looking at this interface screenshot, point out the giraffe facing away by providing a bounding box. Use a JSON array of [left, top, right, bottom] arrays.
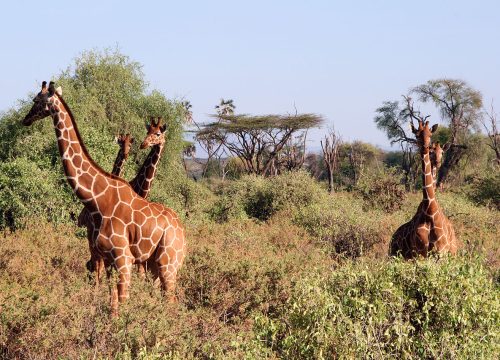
[[389, 120, 458, 259], [22, 81, 186, 315], [77, 133, 134, 283]]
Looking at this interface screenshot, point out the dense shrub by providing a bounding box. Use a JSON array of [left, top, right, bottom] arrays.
[[437, 191, 500, 268], [0, 158, 79, 229], [356, 167, 406, 212], [0, 48, 190, 228], [255, 256, 500, 359], [467, 172, 500, 210], [293, 193, 390, 258], [211, 170, 326, 222], [0, 219, 330, 359]]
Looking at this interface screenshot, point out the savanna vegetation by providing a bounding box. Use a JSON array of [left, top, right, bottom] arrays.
[[0, 49, 498, 359]]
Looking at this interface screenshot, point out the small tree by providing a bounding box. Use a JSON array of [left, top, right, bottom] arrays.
[[192, 98, 235, 178], [481, 102, 500, 166], [412, 79, 483, 186], [374, 100, 418, 190], [321, 129, 342, 193]]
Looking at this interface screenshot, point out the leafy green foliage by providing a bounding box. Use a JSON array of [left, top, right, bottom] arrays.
[[293, 193, 388, 258], [0, 48, 188, 229], [210, 170, 326, 222], [255, 256, 500, 359], [467, 172, 500, 210], [356, 167, 407, 212], [0, 158, 79, 229]]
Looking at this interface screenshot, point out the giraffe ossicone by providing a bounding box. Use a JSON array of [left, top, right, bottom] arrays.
[[23, 81, 186, 316], [389, 119, 458, 259]]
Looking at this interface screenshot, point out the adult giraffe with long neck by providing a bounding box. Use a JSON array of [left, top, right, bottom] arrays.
[[389, 120, 458, 259], [83, 117, 167, 285], [77, 133, 134, 283], [23, 81, 186, 315], [86, 117, 169, 281]]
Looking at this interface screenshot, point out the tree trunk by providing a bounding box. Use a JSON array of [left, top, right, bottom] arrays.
[[327, 166, 334, 193], [437, 144, 467, 187]]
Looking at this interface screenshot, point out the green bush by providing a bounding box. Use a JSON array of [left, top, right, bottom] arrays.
[[211, 170, 326, 222], [293, 193, 388, 258], [0, 158, 79, 229], [255, 256, 500, 359], [356, 166, 406, 212], [0, 48, 191, 228], [468, 172, 500, 210]]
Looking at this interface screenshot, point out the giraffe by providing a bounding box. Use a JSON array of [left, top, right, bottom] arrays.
[[77, 133, 134, 284], [111, 134, 134, 178], [130, 117, 168, 200], [84, 118, 169, 282], [430, 141, 449, 191], [22, 81, 186, 315], [389, 120, 458, 259]]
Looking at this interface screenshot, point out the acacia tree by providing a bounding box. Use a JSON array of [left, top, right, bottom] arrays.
[[213, 99, 235, 179], [321, 129, 341, 193], [191, 98, 235, 177], [412, 79, 483, 186], [197, 113, 323, 176], [374, 99, 419, 189]]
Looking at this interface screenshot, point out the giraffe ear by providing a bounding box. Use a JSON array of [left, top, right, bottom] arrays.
[[431, 124, 438, 133], [48, 81, 56, 96], [160, 124, 167, 133], [442, 142, 451, 151]]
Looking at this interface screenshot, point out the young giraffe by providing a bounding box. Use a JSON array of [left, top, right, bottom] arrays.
[[22, 81, 186, 315], [389, 120, 458, 259], [78, 133, 134, 283]]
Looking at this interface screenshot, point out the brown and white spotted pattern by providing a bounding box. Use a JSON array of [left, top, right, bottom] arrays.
[[429, 142, 444, 191], [129, 117, 167, 200], [77, 133, 134, 283], [23, 82, 186, 315], [389, 120, 457, 259]]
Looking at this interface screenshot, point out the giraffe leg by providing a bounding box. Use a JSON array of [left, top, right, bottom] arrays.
[[105, 267, 119, 317], [108, 243, 133, 317], [158, 263, 178, 303], [155, 243, 179, 303], [136, 262, 146, 279]]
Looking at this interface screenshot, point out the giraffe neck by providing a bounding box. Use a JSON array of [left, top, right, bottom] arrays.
[[49, 95, 117, 209], [421, 147, 437, 214], [130, 144, 164, 199], [112, 150, 127, 177]]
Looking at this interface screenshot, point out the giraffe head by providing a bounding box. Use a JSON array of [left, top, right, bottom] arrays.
[[115, 134, 134, 159], [411, 120, 438, 150], [140, 117, 167, 149], [430, 142, 444, 167], [22, 81, 62, 126]]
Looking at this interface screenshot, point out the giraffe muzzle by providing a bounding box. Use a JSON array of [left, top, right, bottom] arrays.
[[22, 116, 34, 126]]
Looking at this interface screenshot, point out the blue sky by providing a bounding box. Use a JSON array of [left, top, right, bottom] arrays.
[[1, 1, 499, 150]]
